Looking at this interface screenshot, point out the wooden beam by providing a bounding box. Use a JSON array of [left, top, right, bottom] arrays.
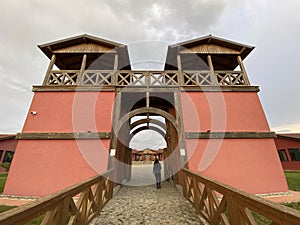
[[177, 54, 184, 85], [112, 54, 118, 85], [146, 91, 149, 107], [207, 55, 218, 85], [237, 55, 250, 85], [16, 132, 111, 140], [78, 54, 87, 84], [185, 132, 276, 139], [181, 86, 260, 92], [43, 54, 56, 86], [32, 85, 115, 92], [33, 85, 259, 93], [116, 86, 179, 93]]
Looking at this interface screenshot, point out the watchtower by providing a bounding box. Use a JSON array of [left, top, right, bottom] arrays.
[[4, 34, 288, 196]]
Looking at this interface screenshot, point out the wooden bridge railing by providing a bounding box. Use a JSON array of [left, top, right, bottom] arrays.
[[182, 168, 300, 225], [0, 169, 114, 225]]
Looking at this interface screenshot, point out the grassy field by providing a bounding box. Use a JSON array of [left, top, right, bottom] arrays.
[[284, 171, 300, 191], [0, 174, 7, 193]]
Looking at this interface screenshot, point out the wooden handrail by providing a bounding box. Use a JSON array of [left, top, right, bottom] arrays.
[[182, 168, 300, 225], [44, 70, 249, 87], [0, 169, 114, 225]]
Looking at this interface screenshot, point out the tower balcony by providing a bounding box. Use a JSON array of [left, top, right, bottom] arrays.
[[43, 69, 250, 87]]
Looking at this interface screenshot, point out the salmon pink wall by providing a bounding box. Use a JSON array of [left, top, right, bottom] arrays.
[[181, 92, 270, 132], [23, 92, 114, 132], [5, 91, 115, 196], [186, 139, 288, 194], [4, 139, 110, 196], [181, 91, 288, 194]]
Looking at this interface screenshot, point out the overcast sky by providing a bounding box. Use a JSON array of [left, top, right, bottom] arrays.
[[0, 0, 300, 149]]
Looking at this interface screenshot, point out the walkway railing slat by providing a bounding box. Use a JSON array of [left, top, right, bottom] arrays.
[[182, 168, 300, 225], [1, 168, 300, 224], [0, 169, 114, 225]]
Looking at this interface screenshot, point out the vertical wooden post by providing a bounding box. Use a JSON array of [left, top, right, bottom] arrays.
[[207, 55, 218, 85], [182, 170, 188, 200], [146, 91, 150, 107], [145, 71, 150, 86], [112, 53, 118, 85], [177, 54, 184, 86], [227, 195, 241, 225], [43, 54, 56, 86], [57, 197, 71, 225], [237, 55, 250, 85], [108, 90, 121, 183], [78, 54, 87, 84]]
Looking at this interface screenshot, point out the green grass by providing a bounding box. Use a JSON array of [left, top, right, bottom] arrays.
[[0, 173, 8, 193], [284, 171, 300, 191], [0, 205, 16, 213], [284, 201, 300, 210]]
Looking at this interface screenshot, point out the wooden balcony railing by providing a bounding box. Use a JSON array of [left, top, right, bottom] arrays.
[[43, 70, 250, 86], [0, 169, 114, 225], [182, 168, 300, 225]]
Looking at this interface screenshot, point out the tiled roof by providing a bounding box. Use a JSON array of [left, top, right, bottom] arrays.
[[276, 133, 300, 141], [0, 134, 16, 141]]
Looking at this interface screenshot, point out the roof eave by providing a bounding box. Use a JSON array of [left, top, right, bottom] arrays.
[[37, 34, 126, 59]]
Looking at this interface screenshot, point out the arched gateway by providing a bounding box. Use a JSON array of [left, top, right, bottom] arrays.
[[4, 34, 288, 196]]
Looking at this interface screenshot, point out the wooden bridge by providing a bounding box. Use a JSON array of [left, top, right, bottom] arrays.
[[0, 168, 299, 225]]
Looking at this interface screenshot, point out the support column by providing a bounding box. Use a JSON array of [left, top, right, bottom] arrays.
[[78, 54, 87, 84], [237, 55, 250, 85], [146, 91, 150, 108], [108, 92, 121, 170], [177, 54, 184, 85], [43, 54, 56, 86], [112, 54, 118, 85], [207, 55, 218, 85]]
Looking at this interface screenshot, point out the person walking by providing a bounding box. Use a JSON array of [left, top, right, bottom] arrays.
[[153, 158, 162, 189]]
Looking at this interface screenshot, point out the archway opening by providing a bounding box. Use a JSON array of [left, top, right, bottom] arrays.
[[110, 91, 184, 186]]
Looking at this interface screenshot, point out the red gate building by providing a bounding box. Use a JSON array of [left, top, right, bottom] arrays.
[[4, 34, 288, 196]]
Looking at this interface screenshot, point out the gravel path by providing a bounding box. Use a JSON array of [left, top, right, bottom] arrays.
[[90, 164, 205, 225]]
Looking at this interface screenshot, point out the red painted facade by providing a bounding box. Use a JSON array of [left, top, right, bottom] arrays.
[[180, 92, 271, 132], [181, 92, 289, 194], [4, 92, 114, 196], [22, 92, 114, 133], [274, 134, 300, 170]]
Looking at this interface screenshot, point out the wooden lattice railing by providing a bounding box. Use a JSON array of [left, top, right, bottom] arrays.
[[182, 168, 300, 225], [216, 71, 247, 85], [46, 70, 79, 85], [0, 169, 114, 225], [43, 70, 250, 86]]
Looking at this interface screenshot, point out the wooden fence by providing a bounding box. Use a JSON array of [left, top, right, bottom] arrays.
[[182, 168, 300, 225], [0, 169, 114, 225]]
